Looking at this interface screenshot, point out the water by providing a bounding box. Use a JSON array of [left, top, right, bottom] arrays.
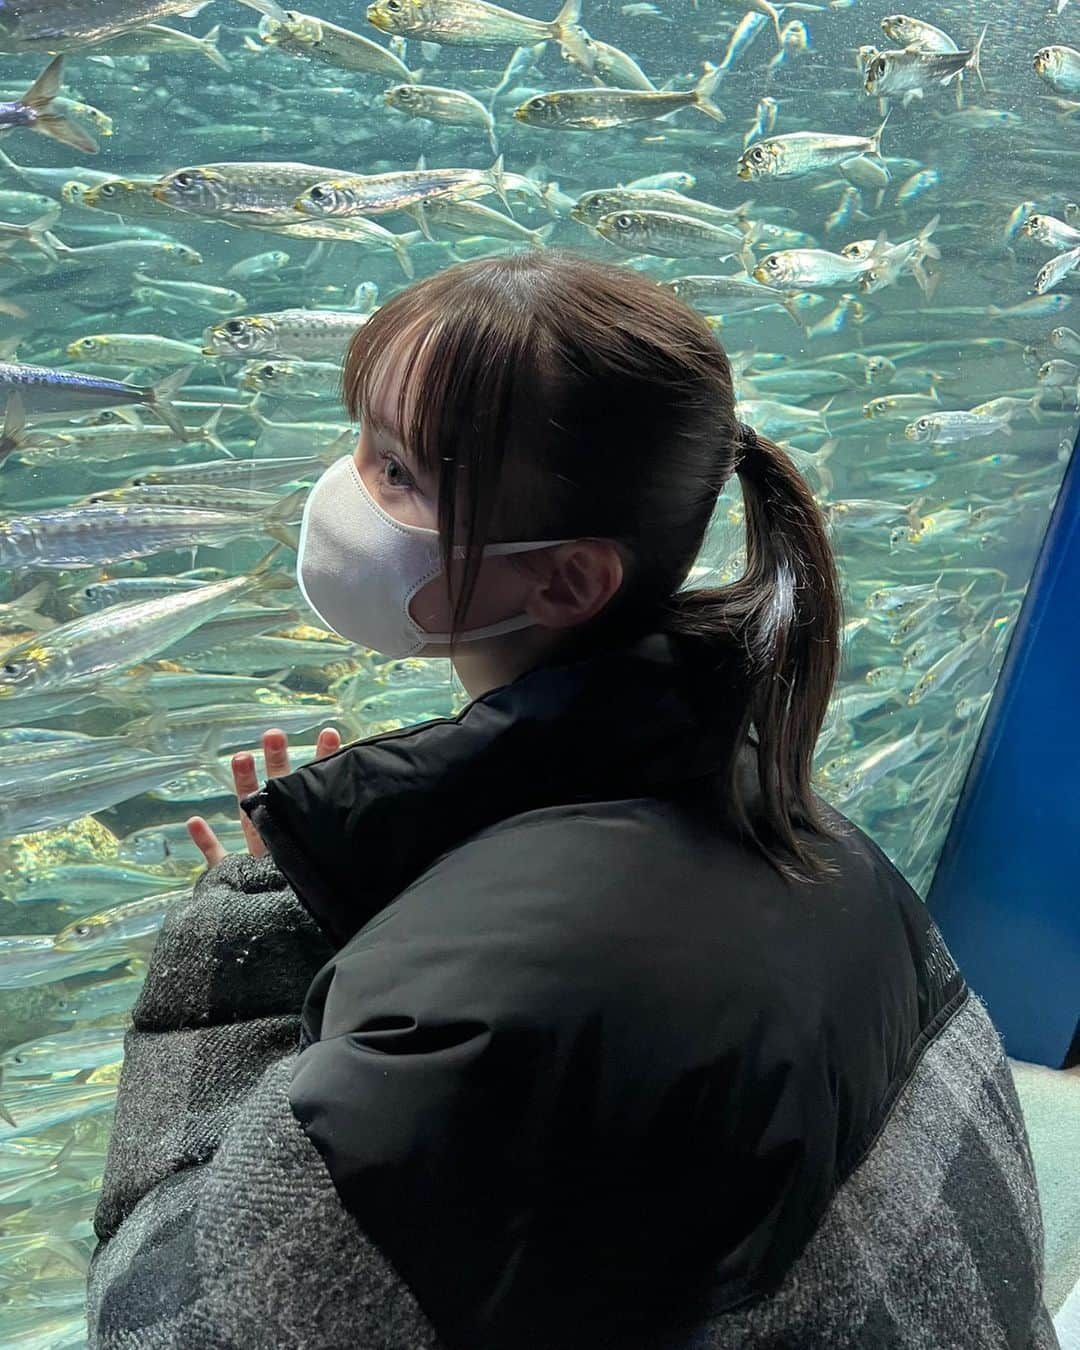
[[0, 0, 1077, 1342]]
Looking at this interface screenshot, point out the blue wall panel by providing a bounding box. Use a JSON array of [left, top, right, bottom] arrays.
[[926, 433, 1080, 1069]]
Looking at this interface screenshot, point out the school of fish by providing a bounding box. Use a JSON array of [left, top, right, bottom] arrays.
[[0, 0, 1076, 1341]]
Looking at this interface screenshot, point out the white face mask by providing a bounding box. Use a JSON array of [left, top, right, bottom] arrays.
[[296, 454, 577, 659]]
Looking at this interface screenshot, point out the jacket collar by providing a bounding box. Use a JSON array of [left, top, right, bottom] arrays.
[[242, 627, 749, 948]]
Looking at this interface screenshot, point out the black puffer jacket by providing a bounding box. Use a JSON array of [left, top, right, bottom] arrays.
[[86, 628, 1058, 1350]]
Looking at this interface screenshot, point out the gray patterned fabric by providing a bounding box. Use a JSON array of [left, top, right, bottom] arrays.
[[86, 852, 1059, 1350]]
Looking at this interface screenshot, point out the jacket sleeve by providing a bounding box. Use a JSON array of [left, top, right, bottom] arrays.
[[85, 851, 448, 1350]]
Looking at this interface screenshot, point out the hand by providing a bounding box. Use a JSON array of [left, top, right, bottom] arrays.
[[186, 726, 343, 869]]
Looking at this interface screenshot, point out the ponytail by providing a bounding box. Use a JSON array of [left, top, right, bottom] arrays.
[[663, 424, 846, 885]]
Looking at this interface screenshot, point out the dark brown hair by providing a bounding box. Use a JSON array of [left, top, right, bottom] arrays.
[[342, 250, 845, 884]]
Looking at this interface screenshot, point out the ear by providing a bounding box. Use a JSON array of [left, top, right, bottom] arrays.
[[524, 539, 626, 627]]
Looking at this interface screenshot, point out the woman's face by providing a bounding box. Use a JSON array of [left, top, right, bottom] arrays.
[[353, 357, 549, 648]]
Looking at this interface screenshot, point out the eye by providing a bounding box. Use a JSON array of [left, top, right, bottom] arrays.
[[529, 97, 546, 111], [874, 57, 886, 75], [175, 171, 194, 187], [79, 338, 95, 349], [765, 256, 780, 270], [916, 418, 929, 430], [226, 319, 244, 333], [2, 662, 24, 675], [308, 185, 329, 201], [387, 1, 402, 10], [751, 147, 765, 162], [260, 364, 277, 377], [101, 183, 116, 196]]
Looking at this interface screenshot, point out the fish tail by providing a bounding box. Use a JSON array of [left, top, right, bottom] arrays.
[[20, 56, 100, 155], [391, 232, 415, 279], [553, 0, 595, 74], [0, 392, 26, 465], [869, 107, 889, 159], [487, 153, 514, 216], [148, 364, 194, 439], [781, 291, 805, 328], [967, 24, 987, 91], [31, 113, 99, 156], [248, 541, 294, 593], [0, 147, 28, 182], [692, 61, 726, 122], [199, 407, 235, 459], [234, 0, 288, 20], [200, 25, 232, 72], [765, 0, 783, 49]]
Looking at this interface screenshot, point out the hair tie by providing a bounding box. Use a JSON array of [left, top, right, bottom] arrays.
[[735, 421, 758, 471]]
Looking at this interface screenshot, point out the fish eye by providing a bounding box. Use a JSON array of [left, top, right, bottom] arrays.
[[100, 183, 116, 196], [614, 213, 634, 229], [765, 256, 780, 270], [751, 147, 765, 162], [386, 0, 402, 10], [174, 171, 196, 187], [874, 57, 886, 74], [226, 319, 245, 333], [308, 185, 330, 201], [529, 97, 546, 111], [260, 364, 277, 377], [916, 418, 929, 430], [2, 662, 24, 676]]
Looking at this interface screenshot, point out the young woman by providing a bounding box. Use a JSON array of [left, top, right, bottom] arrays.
[[87, 253, 1057, 1350]]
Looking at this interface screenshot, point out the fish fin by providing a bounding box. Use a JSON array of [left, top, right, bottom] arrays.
[[20, 56, 65, 112], [31, 113, 99, 156], [553, 0, 595, 73], [692, 61, 726, 122], [406, 201, 438, 243], [148, 364, 194, 439]]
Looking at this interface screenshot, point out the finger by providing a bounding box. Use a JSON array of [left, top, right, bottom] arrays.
[[231, 752, 266, 857], [231, 750, 260, 801], [263, 728, 290, 779], [187, 816, 227, 869], [315, 726, 342, 760]]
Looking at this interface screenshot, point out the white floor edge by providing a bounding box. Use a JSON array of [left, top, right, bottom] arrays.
[[1054, 1275, 1080, 1350]]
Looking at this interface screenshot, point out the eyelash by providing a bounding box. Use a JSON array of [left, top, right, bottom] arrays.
[[376, 447, 415, 492]]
